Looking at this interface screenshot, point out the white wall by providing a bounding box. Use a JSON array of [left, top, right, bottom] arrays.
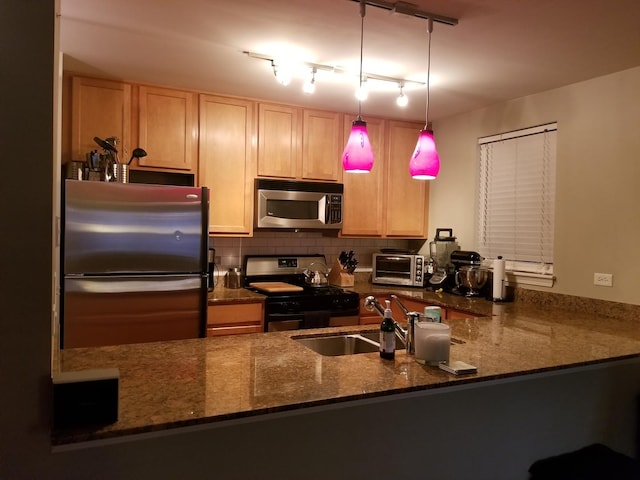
[[430, 67, 640, 305]]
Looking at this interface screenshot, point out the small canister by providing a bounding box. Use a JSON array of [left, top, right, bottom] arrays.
[[224, 267, 243, 289], [423, 306, 442, 323]]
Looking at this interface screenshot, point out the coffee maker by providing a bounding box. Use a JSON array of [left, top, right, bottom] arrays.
[[425, 228, 460, 292], [450, 250, 488, 296]]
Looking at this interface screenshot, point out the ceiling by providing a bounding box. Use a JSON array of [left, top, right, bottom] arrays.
[[59, 0, 640, 123]]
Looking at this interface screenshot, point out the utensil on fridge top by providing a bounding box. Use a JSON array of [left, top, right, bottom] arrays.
[[127, 147, 148, 166]]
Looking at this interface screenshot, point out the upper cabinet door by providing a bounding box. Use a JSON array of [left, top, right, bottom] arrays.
[[301, 109, 342, 181], [385, 120, 429, 238], [137, 86, 197, 172], [199, 95, 256, 236], [257, 103, 300, 178], [340, 116, 386, 236], [71, 76, 131, 162]]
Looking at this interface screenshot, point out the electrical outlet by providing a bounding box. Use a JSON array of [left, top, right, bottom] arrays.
[[594, 273, 613, 287], [215, 256, 221, 265]]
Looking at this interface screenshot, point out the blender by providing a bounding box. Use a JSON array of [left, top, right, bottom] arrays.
[[426, 228, 460, 291]]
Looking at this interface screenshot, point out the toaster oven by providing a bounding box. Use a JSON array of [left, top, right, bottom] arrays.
[[372, 253, 426, 287]]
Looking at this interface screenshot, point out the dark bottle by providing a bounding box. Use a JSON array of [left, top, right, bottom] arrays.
[[379, 300, 396, 360]]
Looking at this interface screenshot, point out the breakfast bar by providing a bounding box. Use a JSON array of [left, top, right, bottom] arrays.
[[53, 288, 640, 451]]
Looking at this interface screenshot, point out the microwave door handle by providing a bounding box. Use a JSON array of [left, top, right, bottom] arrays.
[[321, 195, 328, 225]]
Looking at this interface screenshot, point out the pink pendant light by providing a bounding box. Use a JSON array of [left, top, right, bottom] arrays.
[[343, 119, 374, 172], [410, 18, 440, 180], [343, 0, 374, 173], [410, 128, 440, 179]]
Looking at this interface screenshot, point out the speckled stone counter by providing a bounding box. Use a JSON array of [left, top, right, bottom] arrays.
[[54, 286, 640, 447], [207, 284, 264, 303]]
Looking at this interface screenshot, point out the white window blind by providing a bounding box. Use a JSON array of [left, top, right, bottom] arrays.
[[477, 123, 557, 278]]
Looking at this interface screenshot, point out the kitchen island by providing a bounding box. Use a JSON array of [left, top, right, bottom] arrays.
[[54, 286, 640, 449]]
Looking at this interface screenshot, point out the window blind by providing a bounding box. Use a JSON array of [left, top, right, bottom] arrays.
[[477, 123, 557, 275]]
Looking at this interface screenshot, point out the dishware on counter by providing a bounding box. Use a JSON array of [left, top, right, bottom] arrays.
[[415, 321, 451, 365]]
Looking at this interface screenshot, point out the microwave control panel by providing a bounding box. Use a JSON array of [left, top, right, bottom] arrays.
[[327, 194, 342, 225]]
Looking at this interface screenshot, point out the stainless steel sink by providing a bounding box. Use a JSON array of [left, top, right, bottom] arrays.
[[294, 331, 406, 356]]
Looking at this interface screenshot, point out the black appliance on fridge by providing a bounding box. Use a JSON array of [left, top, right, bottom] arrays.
[[61, 180, 209, 348]]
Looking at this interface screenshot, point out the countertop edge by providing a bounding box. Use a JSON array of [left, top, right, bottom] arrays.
[[52, 354, 640, 449]]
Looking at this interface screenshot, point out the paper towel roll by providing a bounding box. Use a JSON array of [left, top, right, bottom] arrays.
[[492, 256, 506, 301]]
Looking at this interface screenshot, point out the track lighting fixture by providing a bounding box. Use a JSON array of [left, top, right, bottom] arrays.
[[272, 61, 292, 86], [303, 67, 317, 94], [396, 83, 408, 107], [245, 52, 424, 108]]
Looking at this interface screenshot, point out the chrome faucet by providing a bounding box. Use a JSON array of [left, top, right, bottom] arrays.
[[363, 295, 417, 354]]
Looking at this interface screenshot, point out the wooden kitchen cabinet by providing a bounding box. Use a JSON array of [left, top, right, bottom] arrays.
[[199, 94, 256, 236], [70, 76, 131, 162], [136, 86, 197, 173], [207, 301, 264, 336], [257, 105, 342, 181], [257, 103, 301, 178], [341, 119, 428, 238], [340, 115, 386, 236], [301, 109, 342, 181], [385, 120, 429, 238]]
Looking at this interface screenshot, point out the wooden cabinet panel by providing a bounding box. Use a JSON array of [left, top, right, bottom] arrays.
[[199, 95, 256, 236], [302, 109, 342, 181], [207, 302, 264, 336], [257, 103, 300, 178], [341, 116, 386, 236], [137, 86, 197, 172], [71, 76, 131, 162], [385, 120, 429, 238]]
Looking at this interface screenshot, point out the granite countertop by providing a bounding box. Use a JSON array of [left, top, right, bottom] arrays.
[[54, 283, 640, 446], [207, 284, 265, 304]]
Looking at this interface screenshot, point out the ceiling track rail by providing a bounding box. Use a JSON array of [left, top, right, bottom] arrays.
[[349, 0, 458, 26]]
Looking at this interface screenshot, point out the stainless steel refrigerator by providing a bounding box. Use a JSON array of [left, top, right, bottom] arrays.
[[61, 180, 209, 348]]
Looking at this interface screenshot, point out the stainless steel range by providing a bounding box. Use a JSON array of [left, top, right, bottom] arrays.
[[242, 254, 360, 332]]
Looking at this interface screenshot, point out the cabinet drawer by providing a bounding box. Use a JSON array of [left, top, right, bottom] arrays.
[[207, 324, 263, 337], [207, 302, 263, 326]]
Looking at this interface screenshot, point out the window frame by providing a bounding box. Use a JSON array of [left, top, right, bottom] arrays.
[[476, 123, 557, 288]]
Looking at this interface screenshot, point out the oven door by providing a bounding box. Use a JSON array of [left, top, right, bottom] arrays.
[[265, 312, 359, 332]]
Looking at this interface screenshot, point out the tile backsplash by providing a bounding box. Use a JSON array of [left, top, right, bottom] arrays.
[[210, 231, 416, 275]]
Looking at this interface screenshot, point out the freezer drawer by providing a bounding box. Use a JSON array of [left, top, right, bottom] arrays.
[[63, 275, 205, 348]]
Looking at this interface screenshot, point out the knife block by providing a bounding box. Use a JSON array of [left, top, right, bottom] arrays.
[[328, 259, 355, 287]]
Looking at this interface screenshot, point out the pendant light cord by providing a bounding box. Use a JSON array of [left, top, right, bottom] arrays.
[[425, 17, 433, 130], [358, 0, 365, 120]]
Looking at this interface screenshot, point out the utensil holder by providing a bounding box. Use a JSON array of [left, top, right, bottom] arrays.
[[328, 259, 354, 287], [113, 164, 128, 183]]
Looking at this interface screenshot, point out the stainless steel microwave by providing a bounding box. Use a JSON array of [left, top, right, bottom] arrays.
[[255, 179, 343, 230], [372, 253, 426, 287]]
